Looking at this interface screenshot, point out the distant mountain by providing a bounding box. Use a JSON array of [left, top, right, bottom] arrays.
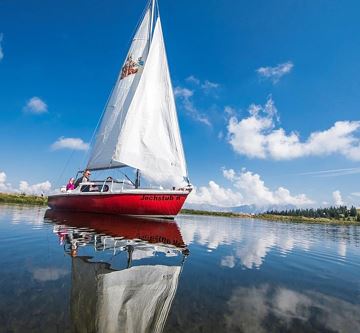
[[184, 203, 298, 214], [184, 203, 231, 212]]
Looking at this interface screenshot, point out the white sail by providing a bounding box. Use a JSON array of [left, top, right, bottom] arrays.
[[88, 8, 188, 182], [114, 17, 187, 180], [87, 6, 151, 170]]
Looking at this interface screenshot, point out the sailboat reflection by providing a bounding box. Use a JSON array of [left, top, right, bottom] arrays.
[[44, 210, 188, 333]]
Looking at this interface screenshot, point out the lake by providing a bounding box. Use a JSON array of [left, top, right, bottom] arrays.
[[0, 204, 359, 332]]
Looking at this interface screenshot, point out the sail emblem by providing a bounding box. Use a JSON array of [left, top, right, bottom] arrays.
[[120, 55, 144, 80]]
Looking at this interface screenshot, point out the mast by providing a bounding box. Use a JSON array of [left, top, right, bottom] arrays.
[[135, 0, 155, 188], [150, 0, 156, 39]]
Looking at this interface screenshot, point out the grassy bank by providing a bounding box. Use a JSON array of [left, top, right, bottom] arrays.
[[181, 209, 360, 225], [0, 193, 48, 206]]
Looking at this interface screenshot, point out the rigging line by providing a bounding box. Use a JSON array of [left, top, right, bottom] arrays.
[[55, 149, 77, 188], [78, 86, 114, 171]]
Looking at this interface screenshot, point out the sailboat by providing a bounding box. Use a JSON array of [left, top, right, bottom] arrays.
[[48, 0, 192, 218]]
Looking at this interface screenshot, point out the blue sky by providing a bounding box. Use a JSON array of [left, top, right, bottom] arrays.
[[1, 0, 360, 209]]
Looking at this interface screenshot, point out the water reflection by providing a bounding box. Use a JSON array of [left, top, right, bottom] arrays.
[[45, 210, 188, 333], [177, 215, 360, 269], [1, 206, 359, 333], [226, 284, 360, 333]]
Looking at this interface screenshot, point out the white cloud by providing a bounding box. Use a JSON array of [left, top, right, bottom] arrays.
[[227, 96, 360, 161], [187, 168, 313, 209], [185, 75, 219, 92], [23, 96, 48, 114], [256, 61, 294, 83], [332, 190, 344, 206], [174, 86, 211, 126], [185, 75, 200, 85], [19, 180, 52, 195], [188, 180, 244, 207], [174, 86, 193, 99], [51, 137, 89, 151], [0, 171, 10, 192], [224, 106, 236, 117], [0, 33, 3, 61], [223, 168, 313, 207], [201, 80, 219, 91], [0, 170, 52, 195], [0, 172, 6, 184], [351, 192, 360, 197]]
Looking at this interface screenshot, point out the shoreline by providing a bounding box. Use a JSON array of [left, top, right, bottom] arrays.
[[0, 193, 48, 206], [180, 209, 360, 225], [1, 194, 359, 225]]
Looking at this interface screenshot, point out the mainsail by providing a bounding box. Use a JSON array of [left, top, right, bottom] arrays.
[[87, 5, 151, 171], [87, 1, 187, 182]]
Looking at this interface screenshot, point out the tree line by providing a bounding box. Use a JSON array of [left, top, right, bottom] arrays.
[[266, 206, 360, 220]]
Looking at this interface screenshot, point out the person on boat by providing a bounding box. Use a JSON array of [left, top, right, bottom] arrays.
[[66, 177, 75, 191], [74, 169, 91, 190]]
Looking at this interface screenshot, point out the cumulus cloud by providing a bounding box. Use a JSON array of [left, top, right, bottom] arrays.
[[0, 33, 3, 61], [332, 190, 344, 206], [23, 96, 48, 114], [174, 86, 211, 126], [256, 61, 294, 83], [0, 171, 52, 195], [187, 168, 313, 209], [0, 171, 10, 192], [188, 180, 244, 207], [227, 96, 360, 161], [51, 137, 89, 151], [223, 168, 313, 207], [19, 180, 51, 195]]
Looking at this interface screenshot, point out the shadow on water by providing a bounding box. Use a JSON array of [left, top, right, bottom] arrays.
[[44, 209, 189, 333]]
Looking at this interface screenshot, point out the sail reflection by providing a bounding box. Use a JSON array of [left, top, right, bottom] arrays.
[[45, 210, 188, 333]]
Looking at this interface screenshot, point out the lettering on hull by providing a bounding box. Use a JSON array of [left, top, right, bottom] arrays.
[[140, 195, 181, 201]]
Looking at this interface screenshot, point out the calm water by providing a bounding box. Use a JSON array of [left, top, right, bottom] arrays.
[[0, 205, 360, 333]]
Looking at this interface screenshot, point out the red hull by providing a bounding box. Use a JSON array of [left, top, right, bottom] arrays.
[[48, 191, 188, 218]]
